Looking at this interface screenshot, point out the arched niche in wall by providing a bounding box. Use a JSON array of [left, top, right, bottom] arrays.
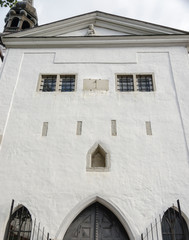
[[162, 207, 189, 240], [86, 143, 110, 172], [4, 205, 32, 240], [63, 202, 130, 240]]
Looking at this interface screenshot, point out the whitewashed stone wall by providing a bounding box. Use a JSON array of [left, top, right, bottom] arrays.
[[0, 46, 189, 240]]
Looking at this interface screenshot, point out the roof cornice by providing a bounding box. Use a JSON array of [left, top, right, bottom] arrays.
[[3, 11, 188, 38], [2, 35, 189, 49]]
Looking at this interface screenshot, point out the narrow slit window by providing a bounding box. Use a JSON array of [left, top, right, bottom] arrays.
[[146, 121, 152, 135], [42, 122, 48, 136], [76, 121, 82, 135], [111, 120, 117, 136]]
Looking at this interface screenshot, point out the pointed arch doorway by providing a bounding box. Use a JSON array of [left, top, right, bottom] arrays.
[[63, 202, 130, 240]]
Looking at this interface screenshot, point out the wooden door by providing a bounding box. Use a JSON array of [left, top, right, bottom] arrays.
[[63, 203, 129, 240]]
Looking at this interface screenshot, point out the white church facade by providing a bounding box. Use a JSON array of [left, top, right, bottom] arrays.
[[1, 2, 189, 240]]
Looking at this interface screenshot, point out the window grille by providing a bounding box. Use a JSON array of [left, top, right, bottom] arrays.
[[8, 206, 32, 240], [38, 74, 76, 92], [60, 75, 75, 92], [136, 75, 154, 92], [162, 208, 189, 240], [117, 75, 134, 91], [40, 75, 56, 92]]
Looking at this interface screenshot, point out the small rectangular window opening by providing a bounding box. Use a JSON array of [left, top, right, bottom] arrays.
[[117, 75, 134, 92], [111, 120, 117, 136], [146, 121, 152, 135], [60, 75, 75, 92], [42, 122, 48, 136], [137, 75, 154, 92], [76, 121, 82, 135], [40, 75, 56, 92]]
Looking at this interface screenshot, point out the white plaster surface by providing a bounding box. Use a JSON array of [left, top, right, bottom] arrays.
[[0, 46, 189, 240]]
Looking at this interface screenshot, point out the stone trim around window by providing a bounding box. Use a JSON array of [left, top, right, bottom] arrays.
[[86, 142, 110, 172], [37, 74, 77, 92], [116, 73, 155, 92]]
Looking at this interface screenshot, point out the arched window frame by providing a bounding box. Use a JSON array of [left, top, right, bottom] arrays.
[[22, 21, 30, 30], [162, 207, 189, 240], [10, 17, 19, 28], [4, 203, 32, 240], [86, 142, 110, 172]]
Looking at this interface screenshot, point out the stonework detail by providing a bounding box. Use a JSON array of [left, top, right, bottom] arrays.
[[86, 143, 110, 171], [86, 24, 96, 36], [3, 0, 38, 33]]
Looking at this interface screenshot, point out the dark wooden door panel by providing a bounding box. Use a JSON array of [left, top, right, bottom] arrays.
[[63, 203, 129, 240]]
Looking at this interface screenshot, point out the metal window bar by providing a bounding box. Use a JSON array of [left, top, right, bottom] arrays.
[[117, 75, 134, 92], [141, 200, 188, 240], [59, 75, 75, 92], [6, 200, 50, 240], [6, 206, 32, 240], [141, 217, 162, 240], [40, 75, 57, 92], [31, 220, 49, 240], [137, 75, 154, 92]]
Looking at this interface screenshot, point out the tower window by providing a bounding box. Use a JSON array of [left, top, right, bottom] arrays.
[[22, 21, 30, 30], [37, 74, 76, 92], [116, 73, 155, 92], [10, 17, 19, 27]]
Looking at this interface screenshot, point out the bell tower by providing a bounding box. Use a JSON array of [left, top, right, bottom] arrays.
[[3, 0, 38, 33]]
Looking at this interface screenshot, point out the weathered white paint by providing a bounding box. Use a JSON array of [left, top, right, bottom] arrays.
[[0, 40, 189, 240]]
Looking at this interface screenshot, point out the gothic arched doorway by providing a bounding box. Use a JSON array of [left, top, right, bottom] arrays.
[[63, 202, 130, 240]]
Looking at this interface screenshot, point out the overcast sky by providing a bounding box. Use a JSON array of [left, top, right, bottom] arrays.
[[0, 0, 189, 33]]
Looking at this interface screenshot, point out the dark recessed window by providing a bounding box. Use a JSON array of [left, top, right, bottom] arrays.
[[22, 21, 30, 30], [60, 75, 75, 92], [40, 75, 57, 92], [162, 208, 189, 240], [10, 17, 19, 28], [117, 75, 134, 92], [6, 206, 32, 240], [136, 75, 154, 92]]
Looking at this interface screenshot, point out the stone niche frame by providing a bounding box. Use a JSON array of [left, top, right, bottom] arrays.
[[86, 142, 110, 172]]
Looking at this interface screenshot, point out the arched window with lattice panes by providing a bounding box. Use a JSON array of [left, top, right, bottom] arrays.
[[162, 208, 189, 240], [5, 205, 32, 240]]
